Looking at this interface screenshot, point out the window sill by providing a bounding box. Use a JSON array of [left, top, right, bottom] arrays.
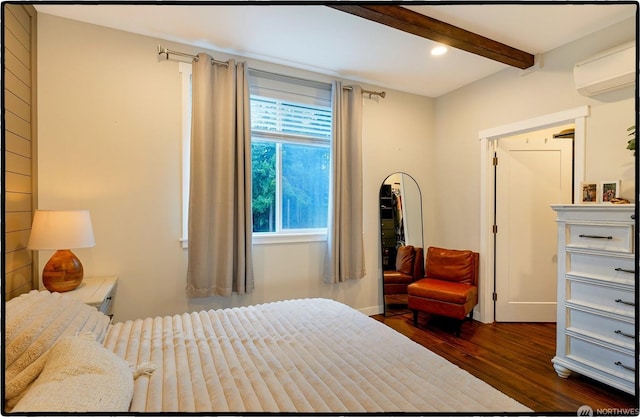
[[180, 232, 327, 249]]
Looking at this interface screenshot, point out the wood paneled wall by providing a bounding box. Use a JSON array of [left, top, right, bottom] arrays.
[[4, 4, 37, 300]]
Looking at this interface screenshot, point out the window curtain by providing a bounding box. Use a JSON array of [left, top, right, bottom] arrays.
[[325, 81, 366, 283], [187, 53, 254, 297]]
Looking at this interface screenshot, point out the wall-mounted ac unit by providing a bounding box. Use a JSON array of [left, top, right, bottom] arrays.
[[573, 41, 636, 96]]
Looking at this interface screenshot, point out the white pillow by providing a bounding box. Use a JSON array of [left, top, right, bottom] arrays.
[[12, 335, 133, 412], [4, 290, 111, 406]]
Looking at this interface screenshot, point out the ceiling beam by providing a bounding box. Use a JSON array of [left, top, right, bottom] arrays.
[[328, 5, 534, 69]]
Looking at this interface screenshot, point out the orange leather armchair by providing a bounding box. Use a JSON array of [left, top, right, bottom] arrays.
[[383, 245, 424, 295], [407, 246, 479, 336]]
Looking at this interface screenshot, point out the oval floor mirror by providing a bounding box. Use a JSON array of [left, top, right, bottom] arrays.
[[379, 173, 423, 316]]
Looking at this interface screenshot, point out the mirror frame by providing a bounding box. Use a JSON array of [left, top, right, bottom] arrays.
[[379, 173, 424, 316]]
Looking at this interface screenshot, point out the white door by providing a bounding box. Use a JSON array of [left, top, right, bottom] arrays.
[[495, 125, 573, 322]]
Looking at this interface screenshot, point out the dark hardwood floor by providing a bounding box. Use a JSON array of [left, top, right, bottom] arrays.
[[372, 311, 638, 414]]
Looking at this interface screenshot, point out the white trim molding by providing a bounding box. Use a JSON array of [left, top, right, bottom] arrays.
[[179, 62, 192, 249], [478, 106, 590, 140]]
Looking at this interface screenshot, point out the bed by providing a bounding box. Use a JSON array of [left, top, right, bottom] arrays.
[[5, 289, 531, 413]]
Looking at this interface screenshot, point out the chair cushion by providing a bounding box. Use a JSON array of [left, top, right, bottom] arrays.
[[383, 271, 413, 284], [384, 283, 410, 295], [408, 278, 477, 304], [396, 245, 416, 275], [425, 247, 475, 284]]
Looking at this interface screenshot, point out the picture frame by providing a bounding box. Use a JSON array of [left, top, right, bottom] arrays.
[[600, 180, 620, 203], [580, 182, 598, 203]]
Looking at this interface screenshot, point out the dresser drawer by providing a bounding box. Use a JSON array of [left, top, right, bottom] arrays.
[[567, 336, 635, 383], [567, 279, 635, 318], [99, 286, 116, 316], [568, 252, 635, 285], [566, 223, 633, 253], [567, 308, 635, 349]]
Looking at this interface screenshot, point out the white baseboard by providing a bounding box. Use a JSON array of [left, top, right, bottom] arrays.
[[359, 305, 383, 316]]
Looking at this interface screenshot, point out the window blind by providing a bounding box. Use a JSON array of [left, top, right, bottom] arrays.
[[249, 69, 332, 143]]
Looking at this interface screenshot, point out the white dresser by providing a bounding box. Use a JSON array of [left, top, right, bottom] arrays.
[[551, 204, 635, 394]]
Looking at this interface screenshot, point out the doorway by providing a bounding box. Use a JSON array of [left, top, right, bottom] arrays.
[[478, 105, 589, 324], [494, 124, 574, 322]]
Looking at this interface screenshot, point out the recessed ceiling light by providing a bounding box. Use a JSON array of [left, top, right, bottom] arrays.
[[431, 46, 448, 56]]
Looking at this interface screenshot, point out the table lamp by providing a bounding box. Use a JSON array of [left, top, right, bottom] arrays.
[[27, 210, 96, 292]]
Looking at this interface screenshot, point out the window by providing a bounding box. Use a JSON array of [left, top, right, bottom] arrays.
[[180, 65, 332, 247], [249, 71, 332, 238], [249, 76, 332, 235]]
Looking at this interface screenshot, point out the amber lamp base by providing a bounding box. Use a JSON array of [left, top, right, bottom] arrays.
[[42, 249, 84, 292]]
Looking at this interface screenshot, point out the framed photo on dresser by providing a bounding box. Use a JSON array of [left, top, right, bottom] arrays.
[[580, 182, 598, 203], [600, 180, 620, 203]]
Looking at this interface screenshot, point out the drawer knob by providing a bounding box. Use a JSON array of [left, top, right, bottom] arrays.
[[614, 298, 635, 307], [578, 234, 612, 239], [614, 267, 635, 274], [614, 361, 636, 372], [614, 329, 635, 339]]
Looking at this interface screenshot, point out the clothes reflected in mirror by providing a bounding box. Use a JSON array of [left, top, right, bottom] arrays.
[[380, 183, 403, 271]]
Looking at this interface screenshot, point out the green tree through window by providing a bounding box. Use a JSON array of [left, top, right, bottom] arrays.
[[281, 143, 330, 230], [251, 141, 276, 232], [250, 93, 331, 234]]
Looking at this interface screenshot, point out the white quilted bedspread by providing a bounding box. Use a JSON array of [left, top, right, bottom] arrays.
[[104, 298, 531, 413]]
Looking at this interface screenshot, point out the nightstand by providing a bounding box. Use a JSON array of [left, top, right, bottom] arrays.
[[62, 276, 118, 319]]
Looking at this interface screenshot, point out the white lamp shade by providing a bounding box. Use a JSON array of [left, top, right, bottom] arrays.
[[27, 210, 96, 250]]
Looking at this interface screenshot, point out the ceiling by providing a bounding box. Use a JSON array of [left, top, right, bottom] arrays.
[[34, 3, 636, 98]]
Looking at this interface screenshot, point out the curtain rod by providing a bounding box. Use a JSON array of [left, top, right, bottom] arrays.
[[364, 89, 386, 99], [158, 45, 386, 98], [344, 86, 386, 99], [158, 45, 229, 67]]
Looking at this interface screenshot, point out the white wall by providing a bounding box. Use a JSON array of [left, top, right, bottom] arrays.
[[429, 17, 636, 321], [36, 14, 434, 321], [35, 13, 636, 323]]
